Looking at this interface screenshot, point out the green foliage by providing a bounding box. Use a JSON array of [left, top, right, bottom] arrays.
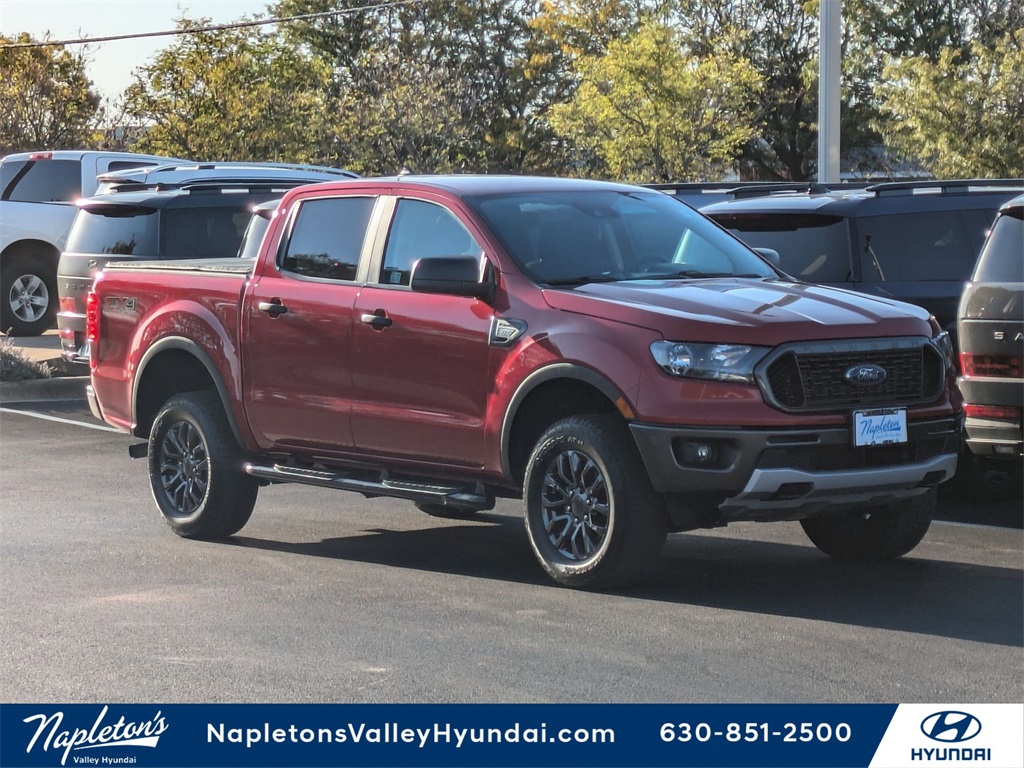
[[549, 21, 761, 181], [0, 34, 102, 155], [878, 33, 1024, 178], [122, 18, 333, 163], [0, 334, 52, 382]]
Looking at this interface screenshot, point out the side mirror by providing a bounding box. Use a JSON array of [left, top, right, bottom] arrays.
[[753, 247, 782, 268], [411, 256, 494, 301]]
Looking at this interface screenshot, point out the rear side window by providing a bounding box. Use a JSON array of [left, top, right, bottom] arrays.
[[857, 212, 974, 282], [162, 206, 253, 260], [973, 208, 1024, 282], [0, 159, 81, 202], [106, 160, 157, 173], [281, 197, 375, 281], [709, 213, 851, 282], [64, 208, 159, 255]]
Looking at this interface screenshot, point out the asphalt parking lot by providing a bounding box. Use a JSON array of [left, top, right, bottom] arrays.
[[1, 400, 1020, 704]]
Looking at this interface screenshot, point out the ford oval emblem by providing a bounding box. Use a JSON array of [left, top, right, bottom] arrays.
[[921, 711, 982, 743], [844, 363, 887, 386]]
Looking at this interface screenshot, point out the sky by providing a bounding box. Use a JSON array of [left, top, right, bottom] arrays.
[[0, 0, 274, 102]]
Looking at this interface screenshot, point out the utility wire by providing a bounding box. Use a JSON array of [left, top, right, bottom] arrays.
[[0, 0, 427, 49]]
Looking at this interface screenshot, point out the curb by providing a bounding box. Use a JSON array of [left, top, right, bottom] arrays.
[[0, 376, 89, 404]]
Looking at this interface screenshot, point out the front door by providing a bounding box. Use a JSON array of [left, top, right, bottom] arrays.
[[349, 197, 493, 467]]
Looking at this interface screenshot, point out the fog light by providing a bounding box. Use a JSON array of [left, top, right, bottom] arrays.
[[682, 442, 716, 465]]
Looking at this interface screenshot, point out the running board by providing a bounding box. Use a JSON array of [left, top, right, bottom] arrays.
[[243, 462, 493, 510]]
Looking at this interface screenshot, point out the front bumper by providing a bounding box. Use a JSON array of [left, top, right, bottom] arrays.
[[630, 417, 960, 521]]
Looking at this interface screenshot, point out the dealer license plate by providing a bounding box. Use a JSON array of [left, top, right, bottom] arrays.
[[853, 408, 908, 447]]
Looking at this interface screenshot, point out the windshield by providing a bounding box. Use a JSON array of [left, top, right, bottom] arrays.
[[468, 190, 777, 285]]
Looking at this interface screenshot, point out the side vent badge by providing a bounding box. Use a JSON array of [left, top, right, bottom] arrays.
[[489, 318, 527, 347]]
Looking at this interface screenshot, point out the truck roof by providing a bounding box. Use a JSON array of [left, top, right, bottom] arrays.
[[299, 174, 648, 198]]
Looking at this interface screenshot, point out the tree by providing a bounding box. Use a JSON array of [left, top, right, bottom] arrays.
[[276, 0, 571, 173], [122, 18, 333, 163], [0, 34, 103, 155], [549, 20, 761, 181], [878, 33, 1024, 177]]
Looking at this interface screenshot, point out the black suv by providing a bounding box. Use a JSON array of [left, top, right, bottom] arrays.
[[958, 194, 1024, 462], [702, 180, 1024, 346], [57, 166, 356, 364]]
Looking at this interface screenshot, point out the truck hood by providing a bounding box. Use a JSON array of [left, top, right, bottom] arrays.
[[542, 278, 935, 344]]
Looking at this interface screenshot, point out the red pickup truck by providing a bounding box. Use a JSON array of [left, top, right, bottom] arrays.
[[87, 176, 961, 589]]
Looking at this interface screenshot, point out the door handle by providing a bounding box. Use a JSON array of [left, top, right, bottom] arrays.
[[258, 299, 288, 318], [360, 312, 392, 329]]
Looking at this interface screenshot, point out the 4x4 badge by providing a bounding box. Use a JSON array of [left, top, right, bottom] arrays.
[[844, 363, 887, 386]]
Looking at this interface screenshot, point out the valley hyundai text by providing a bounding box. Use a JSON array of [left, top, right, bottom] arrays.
[[87, 176, 961, 589]]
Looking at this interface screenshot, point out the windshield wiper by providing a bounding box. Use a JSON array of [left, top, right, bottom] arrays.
[[543, 275, 622, 287], [646, 270, 767, 280]]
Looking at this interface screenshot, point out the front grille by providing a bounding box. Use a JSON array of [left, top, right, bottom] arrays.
[[761, 340, 945, 412]]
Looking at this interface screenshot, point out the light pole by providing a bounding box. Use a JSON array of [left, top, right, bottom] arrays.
[[818, 0, 841, 183]]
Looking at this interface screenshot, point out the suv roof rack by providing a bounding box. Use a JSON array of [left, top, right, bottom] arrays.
[[865, 179, 1024, 196], [645, 180, 875, 201]]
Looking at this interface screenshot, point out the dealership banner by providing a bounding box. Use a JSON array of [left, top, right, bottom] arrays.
[[1, 703, 1020, 768]]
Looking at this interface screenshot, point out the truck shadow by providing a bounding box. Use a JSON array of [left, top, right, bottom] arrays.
[[229, 516, 1021, 649]]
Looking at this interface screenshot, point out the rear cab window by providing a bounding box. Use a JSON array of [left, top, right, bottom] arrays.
[[1, 159, 81, 202], [973, 207, 1024, 283]]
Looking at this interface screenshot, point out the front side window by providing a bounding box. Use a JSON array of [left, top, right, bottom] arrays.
[[708, 212, 852, 283], [281, 197, 375, 281], [470, 190, 776, 286], [0, 159, 81, 202], [380, 199, 483, 286]]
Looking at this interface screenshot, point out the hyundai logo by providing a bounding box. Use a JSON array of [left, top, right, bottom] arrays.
[[844, 363, 887, 386], [920, 711, 982, 743]]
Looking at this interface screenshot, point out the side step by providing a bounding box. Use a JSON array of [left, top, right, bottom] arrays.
[[243, 462, 493, 511]]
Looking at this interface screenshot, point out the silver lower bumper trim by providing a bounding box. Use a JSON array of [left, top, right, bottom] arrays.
[[719, 453, 958, 520]]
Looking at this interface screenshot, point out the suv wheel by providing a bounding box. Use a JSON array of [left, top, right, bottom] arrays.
[[523, 414, 668, 589], [148, 391, 258, 538], [800, 489, 935, 561], [1, 255, 57, 336]]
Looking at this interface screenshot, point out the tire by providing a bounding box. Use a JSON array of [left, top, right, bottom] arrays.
[[800, 489, 935, 562], [148, 391, 257, 538], [1, 254, 58, 337], [523, 414, 668, 589], [415, 502, 480, 519]]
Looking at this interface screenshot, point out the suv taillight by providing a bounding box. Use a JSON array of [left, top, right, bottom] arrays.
[[960, 353, 1024, 378], [86, 291, 100, 347], [965, 404, 1023, 422]]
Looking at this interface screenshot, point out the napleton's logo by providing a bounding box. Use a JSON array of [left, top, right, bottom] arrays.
[[23, 706, 168, 765]]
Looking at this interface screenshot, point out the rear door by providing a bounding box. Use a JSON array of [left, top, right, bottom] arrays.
[[349, 194, 494, 467], [242, 193, 380, 453]]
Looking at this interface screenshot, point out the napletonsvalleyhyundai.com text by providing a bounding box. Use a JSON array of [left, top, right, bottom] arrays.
[[208, 721, 615, 750]]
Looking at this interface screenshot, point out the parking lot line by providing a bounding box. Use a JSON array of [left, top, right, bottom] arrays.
[[0, 406, 121, 433]]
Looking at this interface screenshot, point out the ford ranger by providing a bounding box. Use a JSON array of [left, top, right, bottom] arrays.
[[86, 176, 962, 589]]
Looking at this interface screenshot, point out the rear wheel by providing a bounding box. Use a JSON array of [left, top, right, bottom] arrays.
[[1, 254, 57, 336], [148, 391, 257, 538], [523, 414, 668, 589], [800, 489, 935, 562]]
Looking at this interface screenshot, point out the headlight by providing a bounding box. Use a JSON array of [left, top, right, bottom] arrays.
[[650, 341, 769, 383], [932, 330, 955, 371]]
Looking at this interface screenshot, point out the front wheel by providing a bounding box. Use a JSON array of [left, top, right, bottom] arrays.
[[800, 489, 935, 562], [148, 391, 258, 538], [1, 255, 57, 336], [523, 414, 668, 590]]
